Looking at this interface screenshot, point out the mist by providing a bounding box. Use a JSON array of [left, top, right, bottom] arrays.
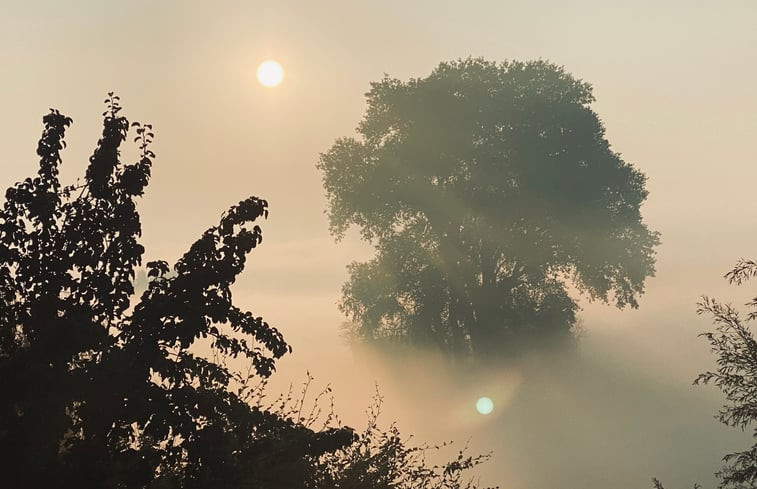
[[234, 255, 751, 488], [4, 1, 757, 488]]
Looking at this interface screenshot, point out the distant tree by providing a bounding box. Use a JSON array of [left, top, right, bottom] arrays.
[[696, 259, 757, 488], [0, 95, 352, 488], [318, 58, 660, 360]]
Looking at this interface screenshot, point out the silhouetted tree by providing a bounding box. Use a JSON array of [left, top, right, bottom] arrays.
[[0, 95, 353, 488], [319, 58, 660, 360], [696, 259, 757, 488], [0, 96, 494, 489]]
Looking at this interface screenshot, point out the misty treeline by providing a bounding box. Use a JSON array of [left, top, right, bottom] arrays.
[[0, 94, 491, 488]]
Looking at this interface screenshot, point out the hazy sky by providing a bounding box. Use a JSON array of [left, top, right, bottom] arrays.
[[3, 1, 757, 487]]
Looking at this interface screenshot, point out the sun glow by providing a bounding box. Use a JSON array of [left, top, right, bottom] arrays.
[[257, 60, 284, 88]]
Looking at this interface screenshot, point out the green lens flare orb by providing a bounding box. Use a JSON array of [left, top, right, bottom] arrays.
[[476, 396, 494, 415]]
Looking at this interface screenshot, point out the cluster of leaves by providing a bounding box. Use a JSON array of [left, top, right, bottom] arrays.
[[318, 58, 660, 360], [694, 259, 757, 488], [0, 96, 353, 488]]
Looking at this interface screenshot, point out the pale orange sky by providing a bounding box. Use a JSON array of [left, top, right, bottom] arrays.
[[3, 2, 757, 487]]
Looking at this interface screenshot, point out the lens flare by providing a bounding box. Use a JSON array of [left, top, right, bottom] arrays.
[[476, 396, 494, 415]]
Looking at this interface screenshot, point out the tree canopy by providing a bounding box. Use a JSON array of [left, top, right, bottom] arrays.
[[319, 58, 660, 359]]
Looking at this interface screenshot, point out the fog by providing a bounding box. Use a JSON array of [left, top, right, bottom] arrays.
[[4, 1, 757, 487]]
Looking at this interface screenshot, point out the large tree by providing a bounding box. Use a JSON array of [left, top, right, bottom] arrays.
[[319, 58, 660, 359]]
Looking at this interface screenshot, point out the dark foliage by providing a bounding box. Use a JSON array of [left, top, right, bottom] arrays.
[[0, 96, 494, 489], [310, 388, 495, 489], [318, 58, 660, 360], [696, 259, 757, 488], [0, 96, 354, 488]]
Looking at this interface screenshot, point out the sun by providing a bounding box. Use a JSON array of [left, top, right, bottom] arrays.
[[257, 60, 284, 88]]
